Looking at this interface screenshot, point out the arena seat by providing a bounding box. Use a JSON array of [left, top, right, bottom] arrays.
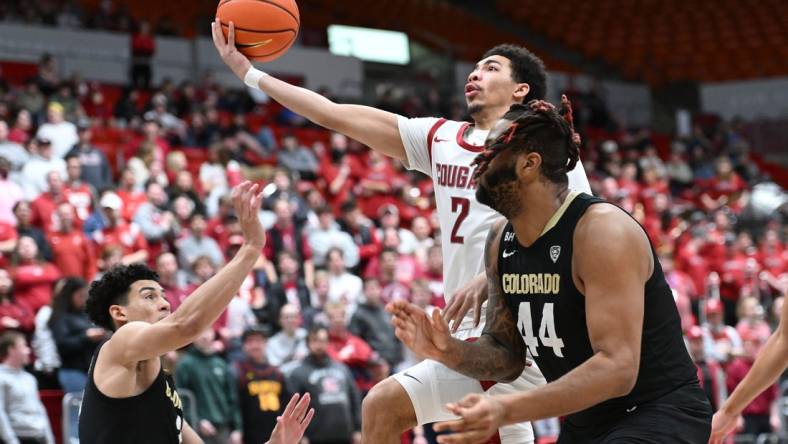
[[497, 0, 788, 84]]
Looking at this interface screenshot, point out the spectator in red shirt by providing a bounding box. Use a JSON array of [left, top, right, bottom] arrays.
[[62, 154, 95, 225], [355, 151, 403, 219], [660, 252, 696, 331], [736, 296, 772, 344], [321, 133, 362, 212], [91, 192, 148, 264], [10, 236, 61, 313], [264, 199, 314, 288], [325, 301, 379, 391], [116, 167, 147, 222], [725, 333, 780, 438], [758, 228, 785, 277], [687, 325, 726, 411], [616, 161, 641, 202], [30, 171, 67, 233], [700, 157, 747, 213], [0, 268, 34, 335], [130, 20, 155, 90], [676, 236, 711, 298], [47, 202, 97, 282], [365, 248, 410, 303]]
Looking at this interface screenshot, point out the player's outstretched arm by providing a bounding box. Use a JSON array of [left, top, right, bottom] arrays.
[[212, 20, 406, 162], [388, 220, 527, 383], [710, 290, 788, 444], [108, 182, 265, 364]]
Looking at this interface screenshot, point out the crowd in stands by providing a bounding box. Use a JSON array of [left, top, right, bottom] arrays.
[[0, 7, 787, 444]]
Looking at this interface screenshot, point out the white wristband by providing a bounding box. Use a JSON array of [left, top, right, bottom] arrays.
[[244, 67, 267, 89]]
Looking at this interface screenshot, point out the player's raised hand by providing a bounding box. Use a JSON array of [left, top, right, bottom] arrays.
[[211, 19, 253, 81], [708, 409, 742, 444], [267, 393, 315, 444], [387, 300, 451, 361], [433, 394, 506, 444], [443, 272, 487, 333], [231, 181, 265, 249]]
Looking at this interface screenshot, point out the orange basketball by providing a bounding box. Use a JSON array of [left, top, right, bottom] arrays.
[[216, 0, 300, 62]]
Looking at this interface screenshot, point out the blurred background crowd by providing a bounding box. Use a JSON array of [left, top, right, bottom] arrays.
[[0, 1, 786, 444]]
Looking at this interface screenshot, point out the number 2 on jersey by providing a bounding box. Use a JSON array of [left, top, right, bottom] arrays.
[[517, 301, 565, 357], [450, 197, 470, 244]]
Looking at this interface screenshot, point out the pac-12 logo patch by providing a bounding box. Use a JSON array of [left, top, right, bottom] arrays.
[[549, 246, 561, 263]]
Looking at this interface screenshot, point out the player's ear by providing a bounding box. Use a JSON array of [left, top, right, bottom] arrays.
[[109, 304, 128, 324], [513, 83, 530, 103], [516, 152, 541, 180]]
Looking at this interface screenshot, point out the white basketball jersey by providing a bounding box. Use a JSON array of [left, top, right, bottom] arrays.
[[398, 116, 591, 336]]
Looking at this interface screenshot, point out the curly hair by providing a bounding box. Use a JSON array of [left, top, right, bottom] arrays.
[[86, 264, 159, 331], [472, 95, 581, 185], [482, 44, 547, 102]]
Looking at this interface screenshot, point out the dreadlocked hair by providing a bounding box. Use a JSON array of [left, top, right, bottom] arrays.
[[472, 95, 581, 184]]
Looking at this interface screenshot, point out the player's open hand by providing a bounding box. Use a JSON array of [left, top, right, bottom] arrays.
[[708, 409, 742, 444], [387, 300, 451, 361], [231, 181, 265, 249], [433, 394, 506, 444], [267, 393, 315, 444], [443, 272, 487, 333], [211, 18, 253, 81]]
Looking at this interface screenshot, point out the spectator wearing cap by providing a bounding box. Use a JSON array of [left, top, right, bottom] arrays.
[[349, 278, 402, 369], [308, 207, 359, 270], [235, 327, 291, 444], [35, 102, 78, 159], [65, 121, 112, 192], [0, 157, 24, 227], [264, 199, 314, 289], [326, 248, 362, 313], [277, 134, 319, 181], [376, 204, 418, 256], [12, 202, 52, 263], [91, 192, 148, 264], [701, 298, 743, 365], [686, 325, 726, 411], [266, 304, 308, 369], [62, 154, 96, 224], [19, 137, 66, 200], [338, 201, 381, 273], [46, 202, 96, 282], [10, 235, 61, 313], [0, 121, 29, 176], [725, 332, 780, 437], [29, 171, 68, 233]]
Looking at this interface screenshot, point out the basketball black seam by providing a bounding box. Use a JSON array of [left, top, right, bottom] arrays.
[[218, 0, 300, 26], [219, 22, 297, 34]]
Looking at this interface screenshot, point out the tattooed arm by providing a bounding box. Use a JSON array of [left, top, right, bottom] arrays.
[[388, 220, 526, 382], [441, 219, 526, 381]]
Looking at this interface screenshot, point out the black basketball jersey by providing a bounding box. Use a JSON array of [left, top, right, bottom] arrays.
[[498, 193, 698, 427], [79, 342, 184, 444]]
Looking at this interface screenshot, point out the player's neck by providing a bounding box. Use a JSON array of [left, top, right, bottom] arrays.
[[471, 104, 510, 130], [509, 184, 570, 247]]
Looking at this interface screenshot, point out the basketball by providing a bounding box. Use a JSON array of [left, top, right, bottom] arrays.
[[216, 0, 300, 62]]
